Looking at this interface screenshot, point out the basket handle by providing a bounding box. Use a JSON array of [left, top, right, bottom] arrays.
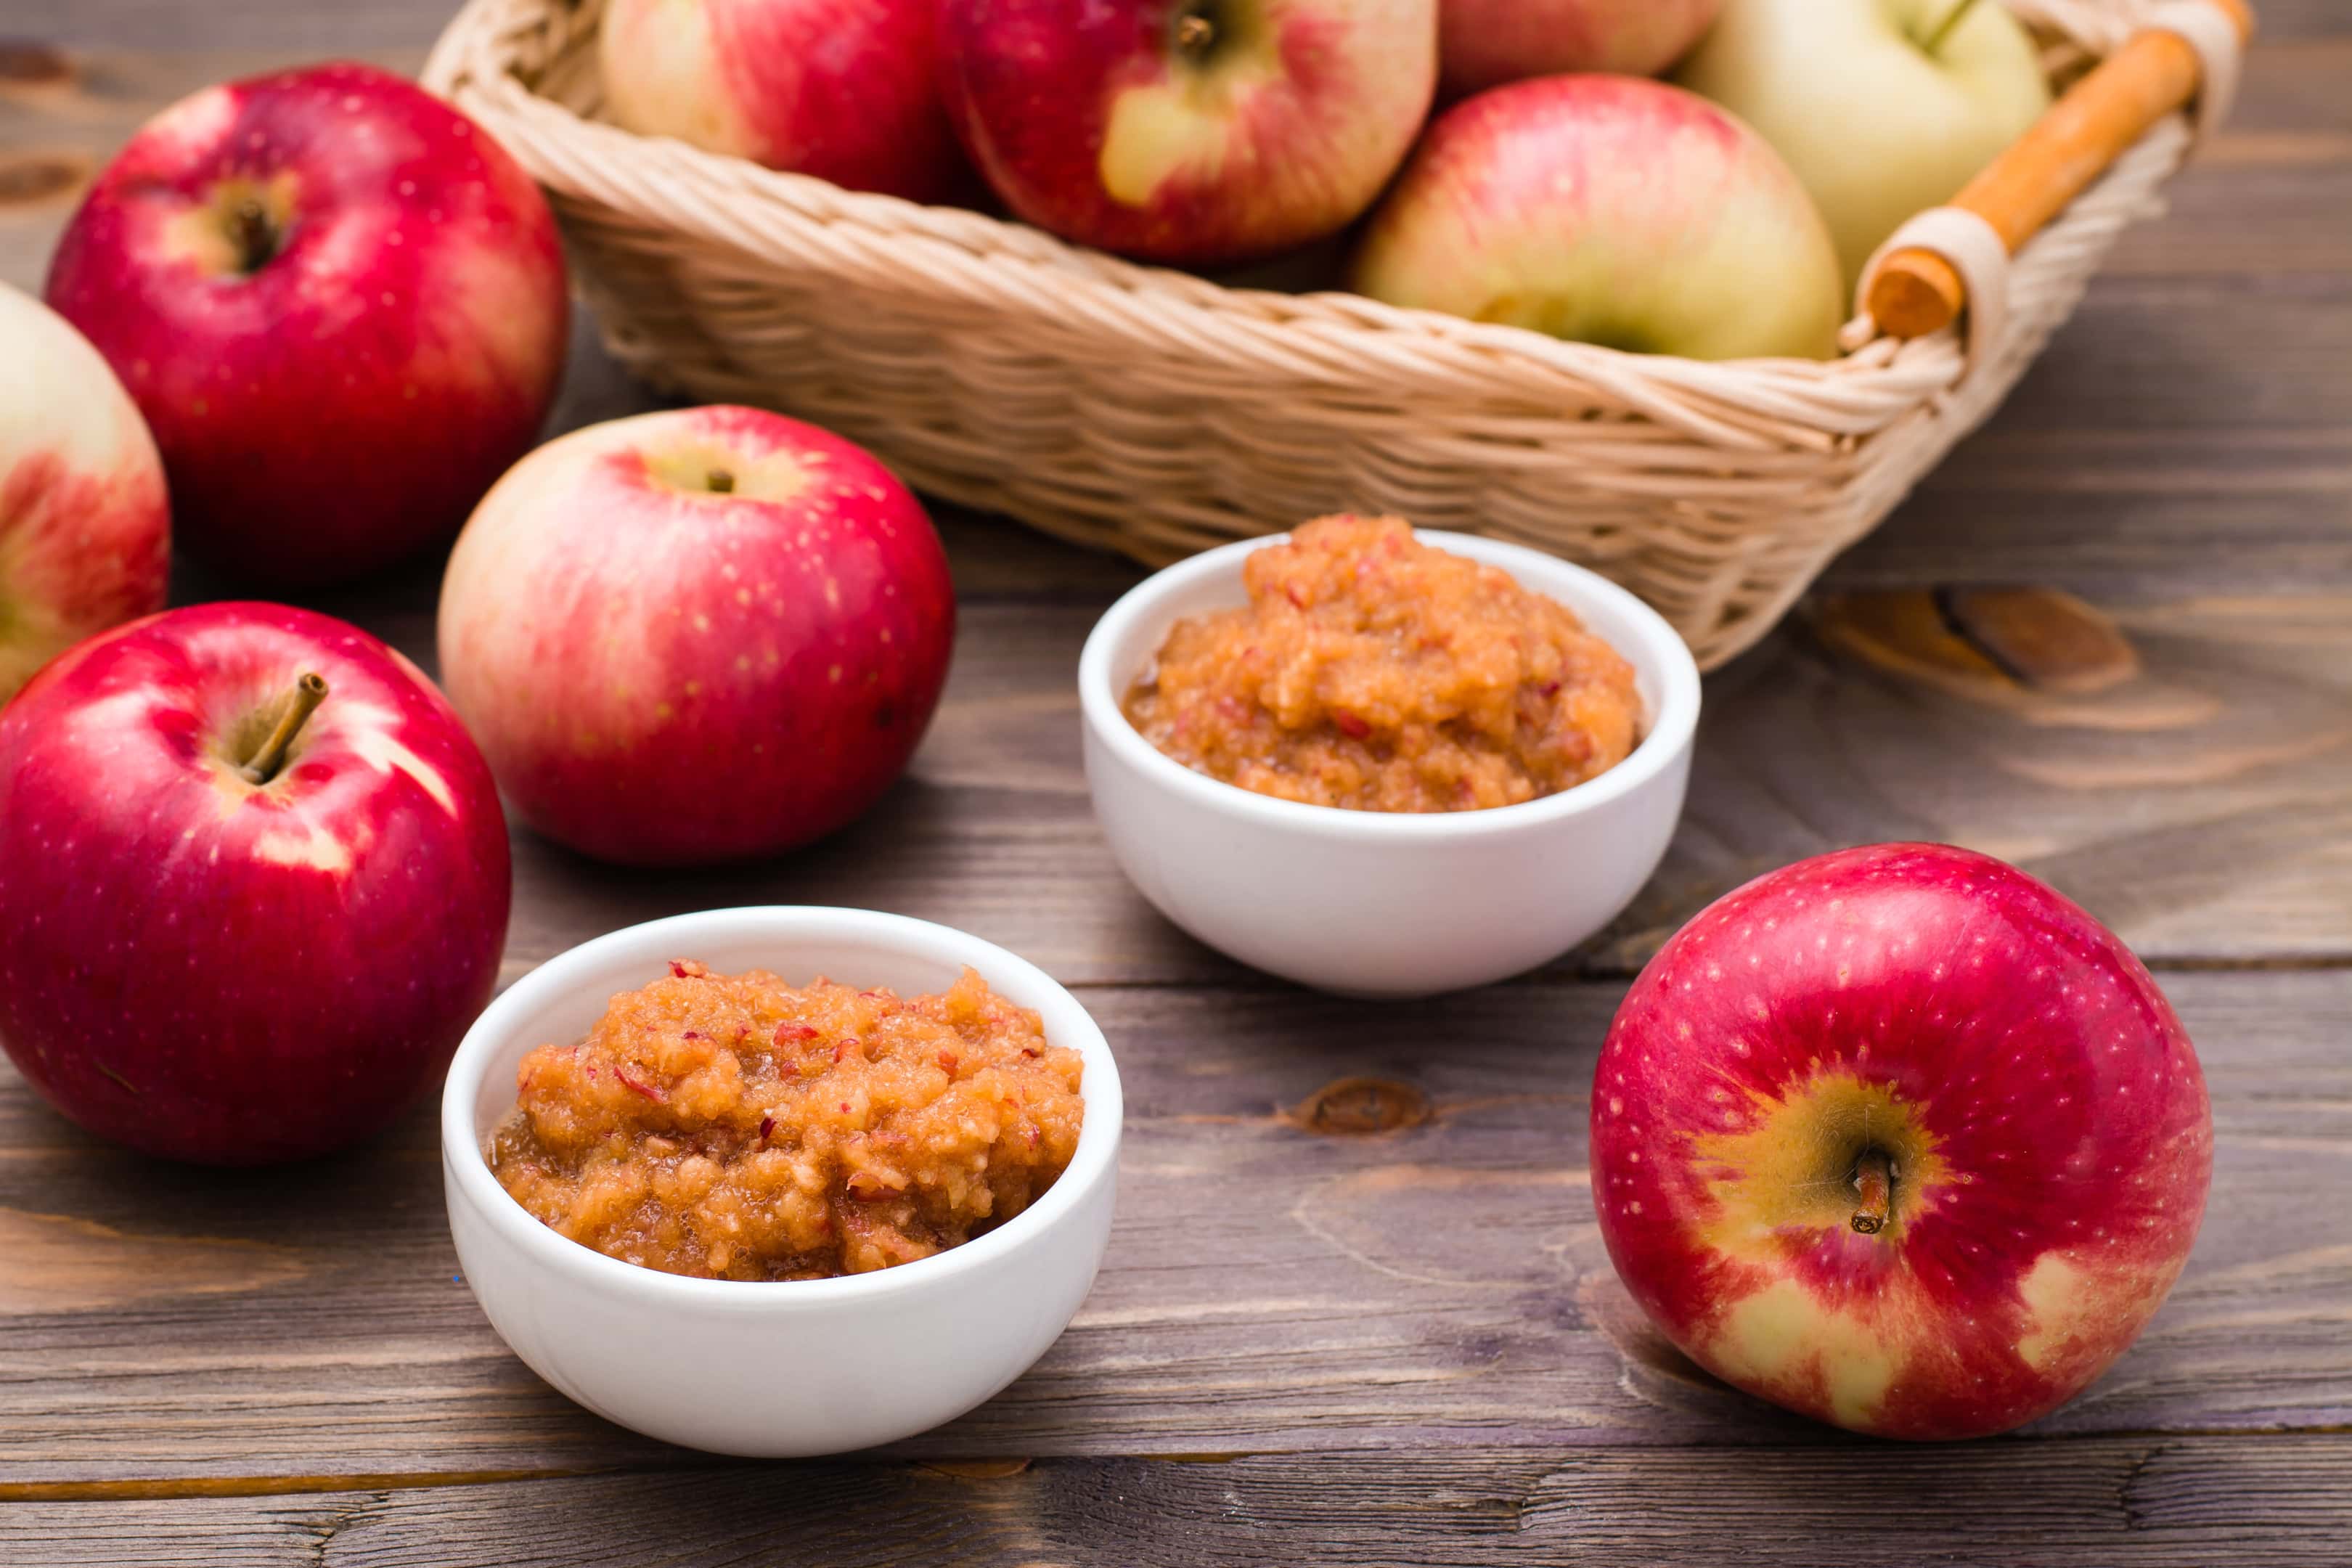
[[1863, 0, 2255, 342]]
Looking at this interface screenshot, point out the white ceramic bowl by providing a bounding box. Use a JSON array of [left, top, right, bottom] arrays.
[[441, 907, 1122, 1457], [1079, 530, 1701, 997]]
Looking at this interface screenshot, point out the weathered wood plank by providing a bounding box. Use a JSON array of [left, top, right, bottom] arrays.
[[194, 564, 2336, 989], [11, 6, 450, 52], [7, 36, 2345, 973], [1, 971, 2343, 1484], [531, 590, 2348, 981], [7, 1436, 2351, 1567], [0, 2, 2343, 1560], [1654, 591, 2352, 970]]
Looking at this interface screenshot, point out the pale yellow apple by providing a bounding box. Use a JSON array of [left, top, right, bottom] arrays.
[[1350, 75, 1845, 362], [0, 285, 168, 698], [1678, 0, 2051, 285]]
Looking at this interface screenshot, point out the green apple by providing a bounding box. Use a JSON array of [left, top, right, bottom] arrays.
[[1677, 0, 2051, 286]]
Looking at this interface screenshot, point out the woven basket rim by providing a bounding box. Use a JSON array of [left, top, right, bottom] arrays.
[[422, 0, 2170, 452], [417, 0, 2192, 669]]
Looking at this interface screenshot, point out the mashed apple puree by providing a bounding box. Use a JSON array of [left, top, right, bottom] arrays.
[[487, 962, 1085, 1280], [1123, 515, 1641, 812]]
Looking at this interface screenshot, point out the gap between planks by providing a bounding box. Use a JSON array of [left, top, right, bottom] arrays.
[[485, 952, 2352, 990], [17, 1424, 2352, 1503], [0, 1469, 596, 1503]]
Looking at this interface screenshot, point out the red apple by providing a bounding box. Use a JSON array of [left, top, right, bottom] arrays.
[[1440, 0, 1722, 99], [1349, 75, 1842, 361], [44, 62, 568, 590], [1591, 844, 2212, 1439], [0, 603, 511, 1164], [598, 0, 962, 202], [436, 405, 956, 866], [936, 0, 1437, 265], [0, 283, 170, 701]]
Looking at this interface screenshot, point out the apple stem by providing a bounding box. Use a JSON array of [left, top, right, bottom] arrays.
[[1919, 0, 1981, 57], [1850, 1148, 1895, 1235], [240, 672, 328, 785], [229, 197, 279, 273], [706, 468, 735, 494]]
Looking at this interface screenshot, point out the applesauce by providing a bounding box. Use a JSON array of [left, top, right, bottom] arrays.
[[1122, 515, 1641, 812], [486, 961, 1085, 1280]]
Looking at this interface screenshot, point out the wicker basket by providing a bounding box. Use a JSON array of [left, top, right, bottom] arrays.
[[423, 0, 2220, 669]]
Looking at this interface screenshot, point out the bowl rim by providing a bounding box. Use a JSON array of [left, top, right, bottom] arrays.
[[1077, 527, 1704, 841], [441, 905, 1122, 1311]]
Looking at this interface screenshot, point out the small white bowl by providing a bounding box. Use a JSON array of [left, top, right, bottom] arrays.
[[1079, 530, 1700, 997], [441, 907, 1122, 1457]]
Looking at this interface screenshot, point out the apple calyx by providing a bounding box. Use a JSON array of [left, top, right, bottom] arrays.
[[227, 197, 282, 274], [1916, 0, 1983, 59], [240, 672, 329, 785], [171, 175, 298, 279], [1850, 1147, 1895, 1235], [706, 467, 736, 495]]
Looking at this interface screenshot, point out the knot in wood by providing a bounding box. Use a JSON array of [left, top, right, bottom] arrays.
[[1291, 1077, 1432, 1137], [1809, 586, 2139, 705], [0, 41, 71, 88], [0, 155, 85, 208], [916, 1458, 1032, 1480]]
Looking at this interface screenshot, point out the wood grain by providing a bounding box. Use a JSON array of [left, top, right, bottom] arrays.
[[200, 560, 2335, 987], [0, 2, 2346, 1561], [0, 1209, 306, 1315], [7, 41, 2343, 971], [581, 591, 2352, 978], [1, 971, 2344, 1485], [7, 1437, 2351, 1567]]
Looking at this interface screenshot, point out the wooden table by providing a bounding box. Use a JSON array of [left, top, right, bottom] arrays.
[[4, 4, 2348, 1562]]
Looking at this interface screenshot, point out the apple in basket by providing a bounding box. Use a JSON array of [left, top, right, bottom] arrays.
[[1350, 74, 1843, 361], [936, 0, 1438, 265], [0, 283, 169, 701], [436, 406, 957, 867], [1591, 844, 2212, 1439], [45, 62, 568, 589], [1438, 0, 1722, 99], [1678, 0, 2051, 284], [0, 604, 511, 1164], [598, 0, 964, 202]]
